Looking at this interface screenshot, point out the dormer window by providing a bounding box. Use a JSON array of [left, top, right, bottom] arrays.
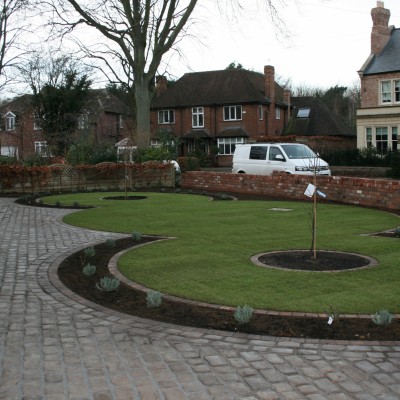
[[5, 111, 16, 131], [297, 108, 310, 118]]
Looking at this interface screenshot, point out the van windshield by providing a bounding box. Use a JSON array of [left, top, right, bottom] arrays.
[[281, 144, 317, 159]]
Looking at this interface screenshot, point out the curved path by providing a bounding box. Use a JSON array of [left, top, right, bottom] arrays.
[[0, 198, 399, 400]]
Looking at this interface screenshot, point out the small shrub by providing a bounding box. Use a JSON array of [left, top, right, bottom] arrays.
[[393, 227, 400, 238], [55, 201, 61, 208], [131, 231, 142, 241], [105, 238, 116, 248], [37, 199, 43, 206], [83, 263, 96, 276], [146, 290, 162, 308], [81, 246, 96, 266], [73, 200, 80, 208], [96, 277, 120, 292], [324, 305, 340, 325], [234, 305, 254, 324], [371, 309, 394, 326]]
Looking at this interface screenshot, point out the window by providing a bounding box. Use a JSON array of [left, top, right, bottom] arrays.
[[224, 105, 242, 121], [376, 127, 388, 153], [366, 127, 372, 148], [365, 126, 399, 152], [5, 112, 16, 131], [392, 127, 398, 150], [192, 107, 204, 128], [34, 141, 48, 156], [381, 81, 392, 103], [297, 108, 310, 118], [78, 113, 89, 130], [217, 137, 245, 155], [275, 107, 281, 120], [158, 109, 175, 124], [258, 105, 263, 120], [380, 80, 400, 104], [395, 81, 400, 103], [33, 113, 42, 130], [269, 146, 284, 160], [249, 146, 267, 160]]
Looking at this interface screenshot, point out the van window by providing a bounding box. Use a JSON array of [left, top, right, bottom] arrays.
[[249, 146, 267, 160], [269, 146, 284, 160]]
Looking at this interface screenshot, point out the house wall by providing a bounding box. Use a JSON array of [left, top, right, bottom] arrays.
[[360, 72, 400, 108], [181, 171, 400, 211]]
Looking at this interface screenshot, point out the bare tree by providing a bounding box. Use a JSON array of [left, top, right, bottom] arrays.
[[42, 0, 283, 148], [0, 0, 30, 92]]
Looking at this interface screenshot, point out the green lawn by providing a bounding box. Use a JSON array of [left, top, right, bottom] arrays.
[[46, 191, 400, 313]]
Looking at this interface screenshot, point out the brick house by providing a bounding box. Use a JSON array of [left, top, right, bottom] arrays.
[[0, 95, 43, 160], [150, 66, 291, 167], [357, 1, 400, 153], [0, 90, 133, 161], [283, 96, 356, 153]]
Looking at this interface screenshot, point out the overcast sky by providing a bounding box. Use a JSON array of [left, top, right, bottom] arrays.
[[160, 0, 400, 90]]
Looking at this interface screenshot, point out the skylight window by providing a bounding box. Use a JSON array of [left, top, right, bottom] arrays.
[[297, 108, 310, 118]]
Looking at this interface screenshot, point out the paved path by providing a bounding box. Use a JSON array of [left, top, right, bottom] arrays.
[[0, 198, 399, 400]]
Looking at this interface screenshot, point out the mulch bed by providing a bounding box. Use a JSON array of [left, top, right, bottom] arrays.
[[58, 237, 400, 341]]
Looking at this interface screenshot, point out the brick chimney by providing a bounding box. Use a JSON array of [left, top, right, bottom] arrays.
[[264, 66, 275, 136], [371, 1, 391, 55], [155, 75, 167, 96]]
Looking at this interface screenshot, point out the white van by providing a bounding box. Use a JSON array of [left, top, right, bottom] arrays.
[[232, 143, 331, 176]]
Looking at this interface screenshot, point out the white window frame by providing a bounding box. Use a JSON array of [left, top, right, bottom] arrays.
[[380, 79, 400, 104], [5, 111, 16, 131], [34, 141, 48, 157], [192, 107, 204, 128], [223, 105, 242, 121], [158, 109, 175, 124], [78, 113, 89, 130], [258, 105, 263, 120], [275, 107, 281, 120], [365, 125, 399, 152], [217, 137, 245, 155]]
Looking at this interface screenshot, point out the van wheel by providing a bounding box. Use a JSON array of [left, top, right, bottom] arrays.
[[238, 171, 245, 174]]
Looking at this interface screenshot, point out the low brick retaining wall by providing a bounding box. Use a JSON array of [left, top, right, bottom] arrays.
[[181, 171, 400, 211]]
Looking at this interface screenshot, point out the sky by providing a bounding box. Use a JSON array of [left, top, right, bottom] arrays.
[[160, 0, 400, 90]]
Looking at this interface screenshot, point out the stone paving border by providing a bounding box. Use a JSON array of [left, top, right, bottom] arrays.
[[1, 198, 400, 400]]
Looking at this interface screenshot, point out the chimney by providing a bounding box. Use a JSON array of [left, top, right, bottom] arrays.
[[264, 65, 275, 104], [155, 75, 167, 96], [371, 1, 391, 55]]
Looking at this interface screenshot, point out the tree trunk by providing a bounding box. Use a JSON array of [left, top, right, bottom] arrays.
[[134, 79, 152, 149]]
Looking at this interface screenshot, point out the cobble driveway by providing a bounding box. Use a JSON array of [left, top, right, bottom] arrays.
[[0, 198, 399, 400]]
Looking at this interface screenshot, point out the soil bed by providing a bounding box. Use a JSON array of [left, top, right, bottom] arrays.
[[257, 250, 373, 271], [58, 237, 400, 341]]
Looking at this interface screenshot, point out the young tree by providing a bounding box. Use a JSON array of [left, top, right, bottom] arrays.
[[42, 0, 282, 149]]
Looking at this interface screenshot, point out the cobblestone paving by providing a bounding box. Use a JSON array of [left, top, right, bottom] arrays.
[[0, 198, 399, 400]]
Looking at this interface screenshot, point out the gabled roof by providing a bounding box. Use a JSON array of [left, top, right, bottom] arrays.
[[151, 69, 287, 109], [283, 97, 355, 137], [86, 89, 132, 115], [0, 94, 34, 115], [362, 28, 400, 75]]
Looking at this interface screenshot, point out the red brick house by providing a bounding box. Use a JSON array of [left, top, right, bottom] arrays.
[[0, 95, 43, 160], [150, 66, 291, 166], [357, 1, 400, 153], [0, 90, 133, 161]]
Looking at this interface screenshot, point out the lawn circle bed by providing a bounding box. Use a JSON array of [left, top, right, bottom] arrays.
[[57, 237, 400, 341], [252, 250, 378, 272]]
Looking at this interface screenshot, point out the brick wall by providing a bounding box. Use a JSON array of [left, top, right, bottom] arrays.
[[181, 171, 400, 211]]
